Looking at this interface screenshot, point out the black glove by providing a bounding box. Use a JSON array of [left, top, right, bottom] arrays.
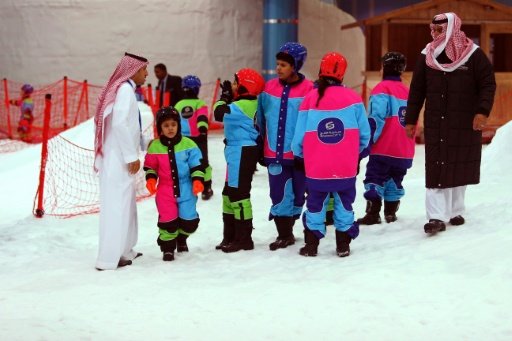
[[294, 157, 305, 171], [220, 80, 233, 103], [197, 133, 207, 143]]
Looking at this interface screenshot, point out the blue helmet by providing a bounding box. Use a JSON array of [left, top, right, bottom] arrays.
[[276, 42, 307, 72], [182, 75, 201, 94], [21, 84, 34, 94]]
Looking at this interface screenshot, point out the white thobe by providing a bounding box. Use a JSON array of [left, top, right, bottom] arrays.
[[425, 186, 466, 222], [95, 80, 141, 270]]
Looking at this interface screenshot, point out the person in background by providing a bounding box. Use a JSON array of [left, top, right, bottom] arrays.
[[213, 68, 265, 253], [154, 63, 183, 107], [292, 52, 370, 257], [144, 107, 205, 261], [174, 75, 214, 200], [405, 12, 496, 234], [257, 42, 314, 251], [93, 52, 148, 270], [9, 83, 35, 142], [357, 52, 415, 225]]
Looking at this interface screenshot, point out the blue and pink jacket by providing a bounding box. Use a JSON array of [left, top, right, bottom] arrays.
[[291, 85, 371, 192], [367, 78, 415, 168], [257, 75, 314, 166]]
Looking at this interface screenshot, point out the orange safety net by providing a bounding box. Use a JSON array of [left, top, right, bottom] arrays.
[[0, 77, 102, 152]]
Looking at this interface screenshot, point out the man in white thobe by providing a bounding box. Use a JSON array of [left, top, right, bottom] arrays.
[[94, 52, 149, 270]]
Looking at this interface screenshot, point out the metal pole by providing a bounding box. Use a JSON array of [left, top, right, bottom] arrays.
[[262, 0, 298, 81]]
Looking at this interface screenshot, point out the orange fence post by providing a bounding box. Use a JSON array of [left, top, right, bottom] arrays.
[[209, 78, 222, 130], [84, 79, 90, 118], [73, 80, 87, 127], [3, 78, 13, 138], [362, 77, 368, 107], [210, 78, 220, 114], [34, 94, 52, 218], [63, 76, 68, 128], [155, 90, 161, 112], [147, 84, 154, 109]]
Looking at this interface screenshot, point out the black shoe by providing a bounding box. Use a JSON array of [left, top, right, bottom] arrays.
[[424, 219, 446, 234], [384, 214, 397, 223], [384, 201, 400, 223], [215, 239, 230, 250], [299, 244, 318, 257], [335, 230, 351, 257], [222, 240, 254, 253], [134, 252, 143, 259], [269, 236, 295, 251], [117, 259, 132, 267], [163, 252, 175, 261], [357, 213, 382, 225], [357, 200, 382, 225], [202, 188, 214, 200], [449, 215, 465, 226], [177, 235, 189, 252]]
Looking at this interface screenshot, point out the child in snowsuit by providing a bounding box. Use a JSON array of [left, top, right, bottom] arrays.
[[175, 75, 214, 200], [144, 107, 205, 261], [358, 52, 415, 225], [292, 52, 371, 257], [9, 84, 34, 142], [213, 68, 265, 253], [257, 42, 314, 251]]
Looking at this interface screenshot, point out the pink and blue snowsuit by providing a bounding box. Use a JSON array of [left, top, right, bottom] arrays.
[[143, 135, 205, 247], [363, 77, 415, 202], [291, 85, 370, 239], [257, 75, 314, 220]]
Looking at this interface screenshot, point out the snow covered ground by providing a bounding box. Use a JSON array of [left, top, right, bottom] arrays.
[[1, 117, 511, 340]]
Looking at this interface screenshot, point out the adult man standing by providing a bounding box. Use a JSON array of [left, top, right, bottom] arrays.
[[154, 63, 183, 107], [94, 52, 149, 270], [405, 13, 496, 234]]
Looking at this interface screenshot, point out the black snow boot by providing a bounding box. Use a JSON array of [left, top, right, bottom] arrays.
[[335, 230, 352, 257], [216, 213, 236, 250], [201, 181, 214, 200], [222, 220, 254, 253], [424, 219, 446, 234], [160, 239, 177, 261], [269, 216, 295, 251], [384, 200, 400, 223], [176, 234, 189, 252], [299, 229, 319, 257], [357, 200, 382, 225], [449, 215, 465, 226]]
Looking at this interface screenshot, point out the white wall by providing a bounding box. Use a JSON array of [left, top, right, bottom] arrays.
[[299, 0, 365, 89], [0, 0, 364, 92]]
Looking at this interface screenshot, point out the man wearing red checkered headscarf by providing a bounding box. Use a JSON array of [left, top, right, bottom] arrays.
[[405, 13, 496, 235], [95, 52, 149, 271]]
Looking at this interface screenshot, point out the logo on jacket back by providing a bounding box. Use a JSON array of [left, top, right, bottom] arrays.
[[398, 106, 407, 127], [317, 118, 344, 144]]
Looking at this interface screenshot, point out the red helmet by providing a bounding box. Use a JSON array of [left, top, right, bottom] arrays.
[[319, 52, 347, 82], [235, 68, 265, 97]]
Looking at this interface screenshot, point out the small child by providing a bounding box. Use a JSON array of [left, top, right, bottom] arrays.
[[292, 52, 371, 257], [174, 75, 214, 200], [9, 84, 34, 142], [213, 68, 265, 253], [144, 106, 205, 261], [357, 52, 415, 225]]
